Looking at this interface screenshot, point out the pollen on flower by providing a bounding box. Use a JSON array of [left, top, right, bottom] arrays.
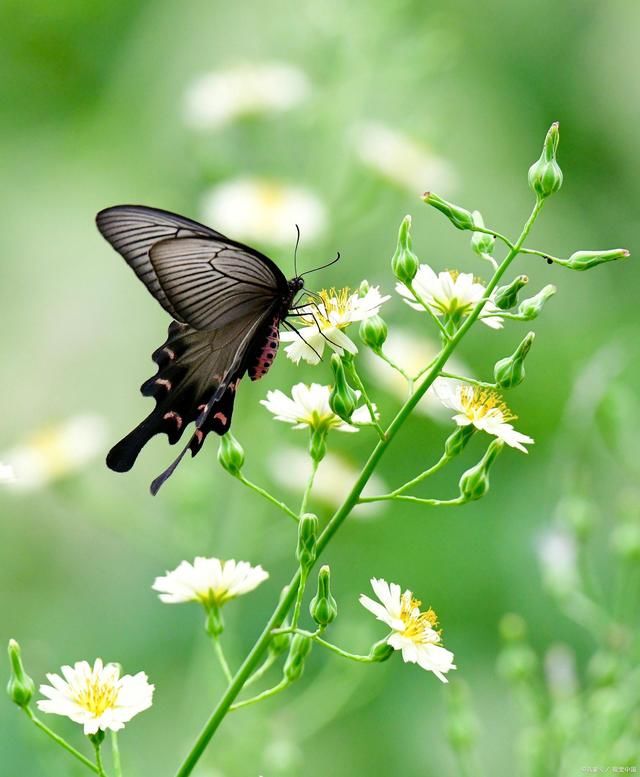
[[303, 287, 352, 329], [459, 385, 516, 424], [74, 678, 118, 717], [399, 592, 442, 643]]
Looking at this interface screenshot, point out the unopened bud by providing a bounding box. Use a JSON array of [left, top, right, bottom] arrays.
[[528, 122, 563, 199], [459, 439, 504, 502], [517, 284, 556, 320], [368, 639, 394, 663], [444, 425, 475, 459], [470, 210, 495, 255], [423, 192, 475, 231], [309, 565, 337, 626], [297, 513, 318, 571], [358, 279, 370, 296], [329, 354, 358, 423], [495, 275, 529, 310], [283, 633, 312, 682], [7, 640, 35, 708], [359, 314, 388, 353], [391, 215, 419, 284], [497, 643, 538, 683], [494, 332, 535, 389], [217, 432, 245, 477], [558, 248, 630, 272]]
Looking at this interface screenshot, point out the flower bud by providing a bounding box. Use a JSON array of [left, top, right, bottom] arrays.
[[358, 279, 370, 296], [497, 643, 538, 683], [528, 121, 563, 199], [368, 639, 394, 663], [422, 192, 475, 231], [7, 640, 35, 708], [459, 439, 504, 502], [391, 215, 419, 284], [309, 428, 327, 462], [494, 332, 535, 389], [283, 633, 312, 682], [444, 424, 475, 459], [217, 432, 245, 477], [296, 513, 318, 571], [470, 210, 495, 255], [494, 275, 529, 310], [359, 314, 388, 353], [205, 604, 224, 637], [558, 248, 630, 272], [329, 354, 358, 423], [517, 284, 556, 320], [309, 565, 338, 627]]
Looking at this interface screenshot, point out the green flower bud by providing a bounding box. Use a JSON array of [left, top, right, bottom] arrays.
[[391, 215, 419, 284], [558, 248, 630, 272], [358, 279, 370, 296], [528, 121, 563, 199], [329, 354, 358, 423], [368, 639, 394, 663], [497, 643, 538, 683], [459, 439, 504, 502], [296, 513, 318, 571], [444, 425, 475, 459], [470, 210, 495, 255], [283, 633, 312, 682], [309, 565, 337, 627], [309, 428, 327, 462], [6, 639, 35, 708], [423, 192, 475, 231], [517, 284, 556, 320], [359, 314, 388, 353], [494, 332, 535, 389], [217, 432, 245, 477], [205, 604, 224, 637], [494, 275, 529, 310]]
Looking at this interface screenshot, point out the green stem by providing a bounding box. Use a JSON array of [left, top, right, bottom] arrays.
[[411, 356, 438, 383], [347, 362, 386, 440], [111, 732, 122, 777], [229, 678, 290, 711], [299, 458, 319, 516], [23, 707, 101, 774], [173, 199, 544, 777], [439, 371, 496, 389], [243, 652, 278, 688], [406, 281, 451, 339], [291, 569, 308, 629], [389, 452, 450, 496], [471, 224, 515, 251], [312, 634, 377, 663], [94, 742, 107, 777], [238, 474, 299, 522], [519, 247, 561, 263], [359, 494, 465, 507], [211, 636, 233, 684]]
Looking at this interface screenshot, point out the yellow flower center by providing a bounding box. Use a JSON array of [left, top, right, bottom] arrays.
[[399, 592, 441, 644], [302, 287, 352, 329], [459, 385, 515, 424], [73, 678, 119, 717]]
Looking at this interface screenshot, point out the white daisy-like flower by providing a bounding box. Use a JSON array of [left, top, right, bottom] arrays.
[[281, 285, 390, 365], [1, 415, 107, 491], [360, 578, 456, 682], [0, 463, 16, 485], [351, 121, 457, 195], [152, 557, 268, 607], [432, 378, 534, 452], [184, 62, 310, 130], [200, 177, 326, 247], [261, 383, 376, 432], [37, 659, 153, 735], [396, 264, 503, 329]]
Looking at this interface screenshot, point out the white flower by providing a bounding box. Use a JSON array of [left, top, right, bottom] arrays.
[[268, 446, 387, 517], [351, 121, 457, 195], [184, 62, 310, 129], [536, 528, 579, 594], [0, 463, 16, 485], [281, 285, 390, 365], [152, 557, 268, 607], [396, 264, 503, 329], [37, 659, 153, 735], [432, 378, 534, 452], [1, 415, 107, 491], [261, 383, 376, 432], [360, 578, 456, 682], [201, 177, 326, 247]]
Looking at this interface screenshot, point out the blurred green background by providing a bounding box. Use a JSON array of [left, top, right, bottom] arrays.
[[2, 0, 639, 775]]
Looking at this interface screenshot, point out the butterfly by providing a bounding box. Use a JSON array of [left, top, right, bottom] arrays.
[[96, 205, 337, 495]]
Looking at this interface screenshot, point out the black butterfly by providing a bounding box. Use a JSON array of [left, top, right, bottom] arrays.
[[96, 205, 335, 495]]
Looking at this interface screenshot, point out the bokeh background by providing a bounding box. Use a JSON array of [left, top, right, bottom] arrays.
[[2, 1, 639, 775]]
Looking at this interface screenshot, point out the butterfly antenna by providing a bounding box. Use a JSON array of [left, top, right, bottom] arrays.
[[300, 251, 341, 278], [293, 224, 301, 278]]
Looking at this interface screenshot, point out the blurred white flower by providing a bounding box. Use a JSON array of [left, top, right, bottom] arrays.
[[544, 644, 578, 698], [37, 659, 153, 735], [281, 285, 390, 365], [201, 177, 327, 247], [351, 121, 457, 195], [396, 265, 503, 329], [360, 578, 456, 682], [261, 383, 376, 432], [536, 528, 579, 594], [269, 446, 386, 517], [433, 378, 534, 452], [184, 62, 310, 129], [152, 557, 268, 607], [1, 415, 107, 491], [0, 463, 16, 485]]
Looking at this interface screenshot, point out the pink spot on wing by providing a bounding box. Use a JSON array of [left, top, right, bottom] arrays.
[[156, 378, 172, 390], [163, 347, 176, 360], [213, 412, 228, 425], [194, 429, 204, 443], [163, 411, 183, 429]]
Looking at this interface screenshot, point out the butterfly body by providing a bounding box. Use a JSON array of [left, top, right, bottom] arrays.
[[96, 205, 304, 493]]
